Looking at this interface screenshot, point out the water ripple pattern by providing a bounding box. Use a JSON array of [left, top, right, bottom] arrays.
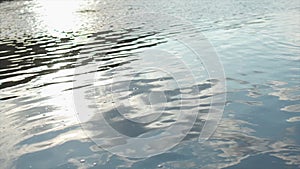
[[0, 0, 299, 169], [72, 12, 225, 158]]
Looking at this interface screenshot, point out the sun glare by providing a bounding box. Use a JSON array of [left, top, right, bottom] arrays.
[[34, 0, 84, 37]]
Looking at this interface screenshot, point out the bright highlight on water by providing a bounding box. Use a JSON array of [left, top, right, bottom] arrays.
[[0, 0, 299, 169]]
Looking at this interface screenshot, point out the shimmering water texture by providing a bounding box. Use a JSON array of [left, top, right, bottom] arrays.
[[0, 0, 300, 169]]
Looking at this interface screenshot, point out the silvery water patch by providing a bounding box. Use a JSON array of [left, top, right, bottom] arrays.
[[73, 12, 226, 158]]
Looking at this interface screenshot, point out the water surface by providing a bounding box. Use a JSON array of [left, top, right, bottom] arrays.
[[0, 0, 299, 168]]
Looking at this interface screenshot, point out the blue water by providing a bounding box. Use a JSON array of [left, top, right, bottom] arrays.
[[0, 0, 299, 169]]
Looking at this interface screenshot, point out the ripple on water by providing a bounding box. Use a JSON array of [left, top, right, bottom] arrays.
[[0, 0, 300, 169]]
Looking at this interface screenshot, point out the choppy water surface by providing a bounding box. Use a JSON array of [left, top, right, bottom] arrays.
[[0, 0, 300, 168]]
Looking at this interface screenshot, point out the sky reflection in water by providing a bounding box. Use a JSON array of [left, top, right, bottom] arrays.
[[0, 0, 299, 169]]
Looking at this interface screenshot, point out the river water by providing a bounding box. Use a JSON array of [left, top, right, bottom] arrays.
[[0, 0, 299, 169]]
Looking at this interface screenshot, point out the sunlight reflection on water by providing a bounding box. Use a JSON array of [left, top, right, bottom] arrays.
[[0, 0, 299, 169]]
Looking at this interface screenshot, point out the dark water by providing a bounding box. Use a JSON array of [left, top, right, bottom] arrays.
[[0, 0, 300, 169]]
